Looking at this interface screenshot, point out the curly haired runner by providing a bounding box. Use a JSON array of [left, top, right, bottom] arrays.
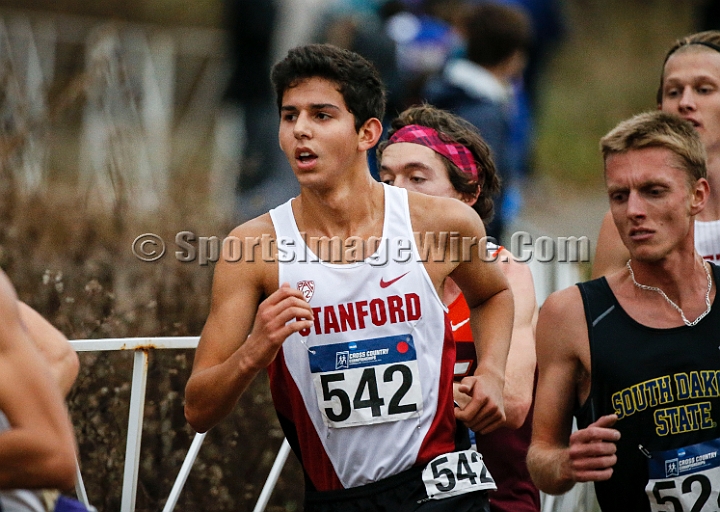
[[185, 44, 515, 511], [377, 104, 540, 512]]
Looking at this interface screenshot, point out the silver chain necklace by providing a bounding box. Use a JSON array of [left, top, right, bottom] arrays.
[[626, 259, 712, 327]]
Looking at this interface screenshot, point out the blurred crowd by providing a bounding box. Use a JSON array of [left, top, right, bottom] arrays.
[[221, 0, 567, 244]]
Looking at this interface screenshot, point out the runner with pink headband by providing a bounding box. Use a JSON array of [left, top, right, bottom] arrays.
[[387, 124, 479, 179], [377, 104, 540, 512]]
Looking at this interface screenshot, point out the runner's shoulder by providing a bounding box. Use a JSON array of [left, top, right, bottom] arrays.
[[407, 191, 482, 235], [227, 212, 277, 240]]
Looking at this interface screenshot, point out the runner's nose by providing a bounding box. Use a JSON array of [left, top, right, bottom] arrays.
[[678, 86, 697, 113], [294, 112, 312, 139]]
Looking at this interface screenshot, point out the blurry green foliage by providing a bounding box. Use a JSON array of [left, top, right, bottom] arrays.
[[534, 0, 696, 186]]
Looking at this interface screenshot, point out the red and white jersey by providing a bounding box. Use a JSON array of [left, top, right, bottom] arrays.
[[267, 184, 457, 491], [450, 243, 501, 381]]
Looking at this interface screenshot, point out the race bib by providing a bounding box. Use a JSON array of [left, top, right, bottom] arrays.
[[646, 438, 720, 511], [309, 335, 423, 428], [422, 449, 496, 500]]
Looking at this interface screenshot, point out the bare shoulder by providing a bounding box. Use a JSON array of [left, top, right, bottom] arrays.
[[227, 212, 276, 239], [216, 213, 279, 293], [0, 273, 35, 361], [498, 248, 533, 284], [0, 271, 18, 302], [407, 190, 483, 236], [539, 285, 584, 325], [536, 285, 587, 358], [592, 209, 628, 279]]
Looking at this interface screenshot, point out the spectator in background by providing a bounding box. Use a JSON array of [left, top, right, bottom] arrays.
[[317, 0, 404, 178], [382, 0, 462, 110], [423, 2, 533, 243], [489, 0, 566, 187], [486, 0, 566, 113], [425, 0, 566, 188], [216, 0, 298, 222]]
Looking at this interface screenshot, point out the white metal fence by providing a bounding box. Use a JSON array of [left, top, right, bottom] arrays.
[[68, 336, 296, 512]]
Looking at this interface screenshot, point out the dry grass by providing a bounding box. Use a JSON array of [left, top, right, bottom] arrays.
[[0, 181, 304, 511], [534, 0, 696, 187]]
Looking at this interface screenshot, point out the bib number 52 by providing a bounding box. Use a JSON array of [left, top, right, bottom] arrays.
[[649, 475, 718, 512]]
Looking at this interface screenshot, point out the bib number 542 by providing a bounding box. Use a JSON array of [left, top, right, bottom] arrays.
[[316, 362, 422, 427], [422, 450, 496, 500]]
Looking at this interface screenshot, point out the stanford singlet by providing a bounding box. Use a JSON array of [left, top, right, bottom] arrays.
[[267, 184, 458, 492], [576, 265, 720, 511]]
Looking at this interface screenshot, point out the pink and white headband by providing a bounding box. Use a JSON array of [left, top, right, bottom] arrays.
[[387, 124, 479, 179]]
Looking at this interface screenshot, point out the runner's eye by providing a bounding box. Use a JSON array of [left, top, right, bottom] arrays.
[[378, 173, 394, 185]]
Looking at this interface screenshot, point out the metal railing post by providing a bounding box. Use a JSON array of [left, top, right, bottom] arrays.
[[161, 432, 207, 512], [120, 349, 149, 512], [252, 439, 292, 512]]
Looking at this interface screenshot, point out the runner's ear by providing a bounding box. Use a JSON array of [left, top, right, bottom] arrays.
[[460, 188, 480, 207], [690, 177, 710, 216], [357, 118, 383, 151]]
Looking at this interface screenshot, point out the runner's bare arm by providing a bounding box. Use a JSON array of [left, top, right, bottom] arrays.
[[591, 210, 629, 279], [18, 302, 79, 397], [0, 272, 76, 490], [497, 251, 537, 429], [527, 286, 620, 494], [184, 219, 314, 433], [442, 201, 513, 435]]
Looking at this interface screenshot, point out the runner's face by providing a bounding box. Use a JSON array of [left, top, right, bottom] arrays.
[[661, 48, 720, 154], [606, 147, 702, 263], [378, 142, 464, 201], [278, 78, 365, 186]]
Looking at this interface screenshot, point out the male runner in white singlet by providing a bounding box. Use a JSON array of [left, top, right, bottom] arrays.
[[184, 44, 514, 511]]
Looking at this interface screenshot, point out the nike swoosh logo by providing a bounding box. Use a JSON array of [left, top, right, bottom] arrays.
[[451, 318, 469, 331], [379, 271, 410, 288]]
